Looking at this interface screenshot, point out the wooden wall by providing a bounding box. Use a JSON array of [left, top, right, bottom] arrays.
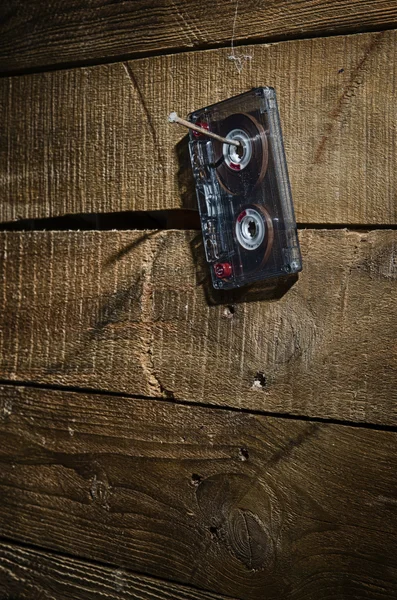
[[0, 2, 396, 598]]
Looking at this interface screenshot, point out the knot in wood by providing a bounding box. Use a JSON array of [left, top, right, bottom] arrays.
[[226, 508, 271, 571], [195, 473, 275, 571]]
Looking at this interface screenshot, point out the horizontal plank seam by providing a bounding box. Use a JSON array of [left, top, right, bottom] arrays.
[[1, 211, 397, 232], [0, 535, 241, 600], [1, 24, 397, 78], [1, 379, 396, 433], [0, 209, 201, 232], [298, 223, 397, 231]]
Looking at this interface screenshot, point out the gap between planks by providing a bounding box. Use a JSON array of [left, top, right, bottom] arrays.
[[1, 19, 397, 76], [1, 210, 397, 232], [0, 379, 396, 434]]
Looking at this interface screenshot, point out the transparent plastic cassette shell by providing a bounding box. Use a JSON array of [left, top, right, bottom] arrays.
[[188, 87, 302, 290]]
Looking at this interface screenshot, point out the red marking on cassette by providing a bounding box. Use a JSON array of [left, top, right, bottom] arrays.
[[237, 210, 247, 223], [214, 262, 232, 278], [229, 163, 241, 171], [193, 121, 210, 138]]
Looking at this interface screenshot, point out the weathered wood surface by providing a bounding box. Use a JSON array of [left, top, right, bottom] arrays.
[[0, 0, 396, 73], [1, 30, 397, 224], [0, 541, 233, 600], [0, 229, 396, 426], [0, 385, 396, 599]]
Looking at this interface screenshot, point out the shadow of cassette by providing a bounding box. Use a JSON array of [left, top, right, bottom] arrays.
[[175, 134, 197, 211]]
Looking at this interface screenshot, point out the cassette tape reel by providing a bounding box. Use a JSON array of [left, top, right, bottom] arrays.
[[213, 113, 268, 195], [188, 87, 302, 290]]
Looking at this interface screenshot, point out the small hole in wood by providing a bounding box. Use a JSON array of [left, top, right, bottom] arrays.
[[223, 305, 235, 318], [209, 526, 219, 538], [252, 372, 267, 389], [238, 447, 249, 461], [191, 473, 202, 486]]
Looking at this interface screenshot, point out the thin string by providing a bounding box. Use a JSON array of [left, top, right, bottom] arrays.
[[228, 0, 252, 73]]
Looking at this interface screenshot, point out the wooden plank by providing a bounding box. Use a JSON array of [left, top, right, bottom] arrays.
[[0, 229, 396, 426], [0, 385, 396, 599], [0, 0, 396, 73], [1, 29, 397, 224], [0, 541, 233, 600]]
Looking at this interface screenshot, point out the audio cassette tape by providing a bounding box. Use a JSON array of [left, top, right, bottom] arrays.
[[187, 87, 302, 290]]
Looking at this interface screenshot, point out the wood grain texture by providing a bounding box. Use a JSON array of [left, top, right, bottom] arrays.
[[0, 0, 396, 73], [0, 542, 233, 600], [0, 385, 396, 599], [1, 30, 397, 224], [0, 229, 396, 426]]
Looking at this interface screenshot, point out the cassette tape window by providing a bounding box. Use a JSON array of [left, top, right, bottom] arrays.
[[188, 88, 302, 290]]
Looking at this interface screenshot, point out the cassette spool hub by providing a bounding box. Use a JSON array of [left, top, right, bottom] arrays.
[[213, 113, 268, 196], [222, 129, 252, 171], [236, 208, 265, 250]]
